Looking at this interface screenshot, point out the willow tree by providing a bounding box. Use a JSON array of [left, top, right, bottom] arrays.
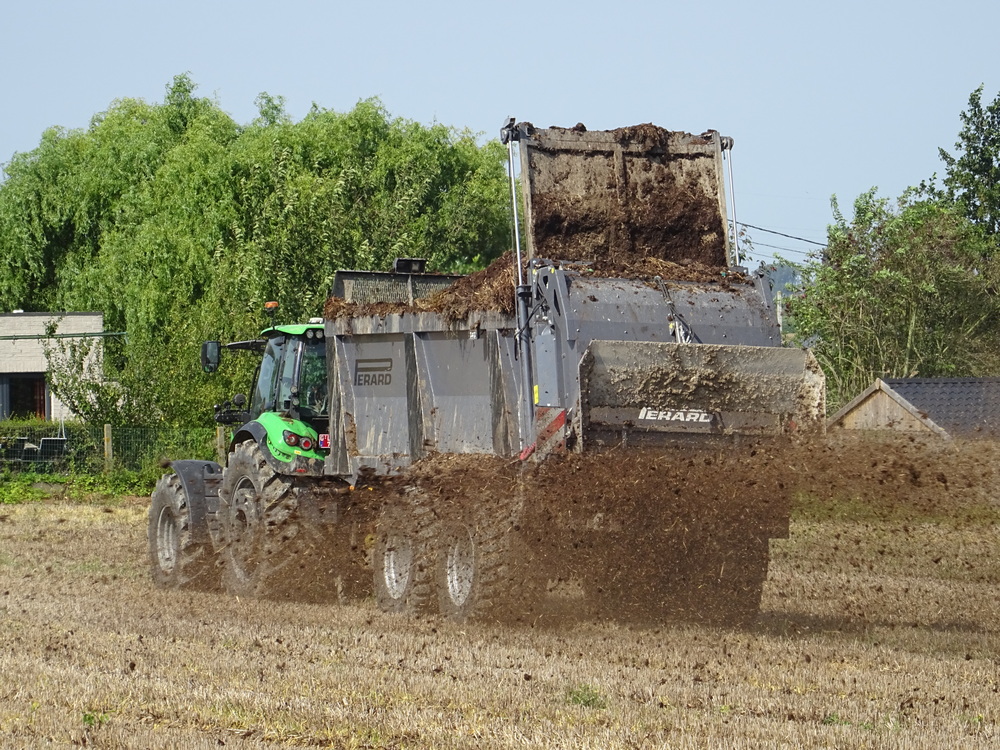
[[0, 75, 510, 426]]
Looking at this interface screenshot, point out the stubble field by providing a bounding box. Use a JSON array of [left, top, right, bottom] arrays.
[[1, 435, 999, 749]]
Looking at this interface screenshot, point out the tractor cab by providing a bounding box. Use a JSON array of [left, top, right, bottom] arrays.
[[250, 322, 328, 429], [201, 310, 330, 472]]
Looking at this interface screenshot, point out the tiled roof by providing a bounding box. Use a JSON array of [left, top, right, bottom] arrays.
[[883, 378, 1000, 438]]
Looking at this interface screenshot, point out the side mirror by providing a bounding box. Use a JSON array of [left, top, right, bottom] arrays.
[[232, 393, 247, 407], [201, 341, 221, 373]]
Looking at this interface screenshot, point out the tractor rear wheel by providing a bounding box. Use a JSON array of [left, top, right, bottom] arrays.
[[148, 473, 218, 590], [218, 441, 298, 598]]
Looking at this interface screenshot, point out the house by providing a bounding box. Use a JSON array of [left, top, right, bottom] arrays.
[[828, 377, 1000, 440], [0, 312, 104, 420]]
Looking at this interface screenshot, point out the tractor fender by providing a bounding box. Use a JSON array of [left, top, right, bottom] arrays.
[[167, 459, 224, 547], [230, 421, 275, 467]]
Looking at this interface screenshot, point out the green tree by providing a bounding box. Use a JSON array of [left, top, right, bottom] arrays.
[[937, 85, 1000, 238], [787, 188, 1000, 410], [0, 76, 510, 427], [42, 332, 152, 427]]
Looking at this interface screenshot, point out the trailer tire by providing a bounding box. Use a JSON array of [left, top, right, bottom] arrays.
[[436, 511, 480, 619], [693, 535, 769, 627], [218, 441, 298, 598], [148, 473, 218, 590], [373, 496, 435, 614], [435, 498, 540, 622]]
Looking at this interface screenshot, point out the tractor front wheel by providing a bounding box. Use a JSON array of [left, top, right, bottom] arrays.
[[148, 473, 219, 590]]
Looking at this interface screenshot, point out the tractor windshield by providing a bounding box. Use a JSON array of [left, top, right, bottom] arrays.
[[249, 332, 326, 421]]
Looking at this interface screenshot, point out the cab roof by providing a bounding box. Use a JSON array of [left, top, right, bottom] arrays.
[[263, 322, 324, 337]]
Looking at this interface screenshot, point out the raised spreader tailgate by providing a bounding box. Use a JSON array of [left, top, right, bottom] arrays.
[[517, 124, 732, 267]]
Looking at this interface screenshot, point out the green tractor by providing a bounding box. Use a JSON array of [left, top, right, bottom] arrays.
[[148, 309, 361, 601]]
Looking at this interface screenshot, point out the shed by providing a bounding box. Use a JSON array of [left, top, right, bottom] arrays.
[[828, 377, 1000, 440]]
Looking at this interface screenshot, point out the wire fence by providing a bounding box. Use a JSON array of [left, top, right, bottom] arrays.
[[0, 422, 223, 475]]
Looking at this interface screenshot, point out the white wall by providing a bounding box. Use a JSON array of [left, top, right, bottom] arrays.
[[0, 312, 105, 420]]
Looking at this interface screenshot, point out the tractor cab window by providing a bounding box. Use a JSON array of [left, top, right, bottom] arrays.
[[276, 338, 300, 413], [299, 338, 327, 417], [252, 333, 326, 420], [250, 336, 284, 419]]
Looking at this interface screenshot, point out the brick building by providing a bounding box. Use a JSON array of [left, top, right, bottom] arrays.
[[0, 312, 104, 420]]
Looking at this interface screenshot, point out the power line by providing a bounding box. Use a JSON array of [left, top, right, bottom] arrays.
[[748, 241, 815, 257], [737, 222, 826, 247]]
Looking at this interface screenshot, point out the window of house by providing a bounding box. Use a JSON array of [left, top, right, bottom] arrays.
[[2, 373, 48, 419]]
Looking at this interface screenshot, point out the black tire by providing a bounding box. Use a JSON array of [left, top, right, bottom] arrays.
[[218, 441, 298, 598], [692, 535, 770, 627], [436, 511, 478, 618], [293, 521, 373, 604], [372, 495, 435, 614], [147, 473, 219, 590], [434, 498, 541, 622]]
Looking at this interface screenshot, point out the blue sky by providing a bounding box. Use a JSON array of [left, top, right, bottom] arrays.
[[2, 0, 996, 265]]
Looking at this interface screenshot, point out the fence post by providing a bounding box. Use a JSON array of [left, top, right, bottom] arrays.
[[103, 424, 113, 473], [216, 427, 227, 465]]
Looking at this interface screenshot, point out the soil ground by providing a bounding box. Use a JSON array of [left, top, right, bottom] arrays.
[[1, 434, 999, 748]]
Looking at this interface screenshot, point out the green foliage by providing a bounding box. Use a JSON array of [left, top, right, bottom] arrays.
[[0, 464, 157, 502], [0, 418, 214, 497], [729, 221, 756, 265], [0, 470, 53, 503], [566, 684, 607, 709], [42, 332, 152, 427], [937, 85, 1000, 237], [66, 470, 152, 499], [822, 712, 852, 726], [787, 189, 1000, 411], [0, 76, 510, 427], [81, 711, 111, 729]]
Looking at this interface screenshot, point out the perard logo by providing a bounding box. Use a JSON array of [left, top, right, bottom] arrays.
[[354, 358, 392, 387], [638, 407, 714, 423]]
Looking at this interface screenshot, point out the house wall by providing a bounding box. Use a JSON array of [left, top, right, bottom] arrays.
[[0, 312, 104, 421], [832, 391, 933, 433]]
